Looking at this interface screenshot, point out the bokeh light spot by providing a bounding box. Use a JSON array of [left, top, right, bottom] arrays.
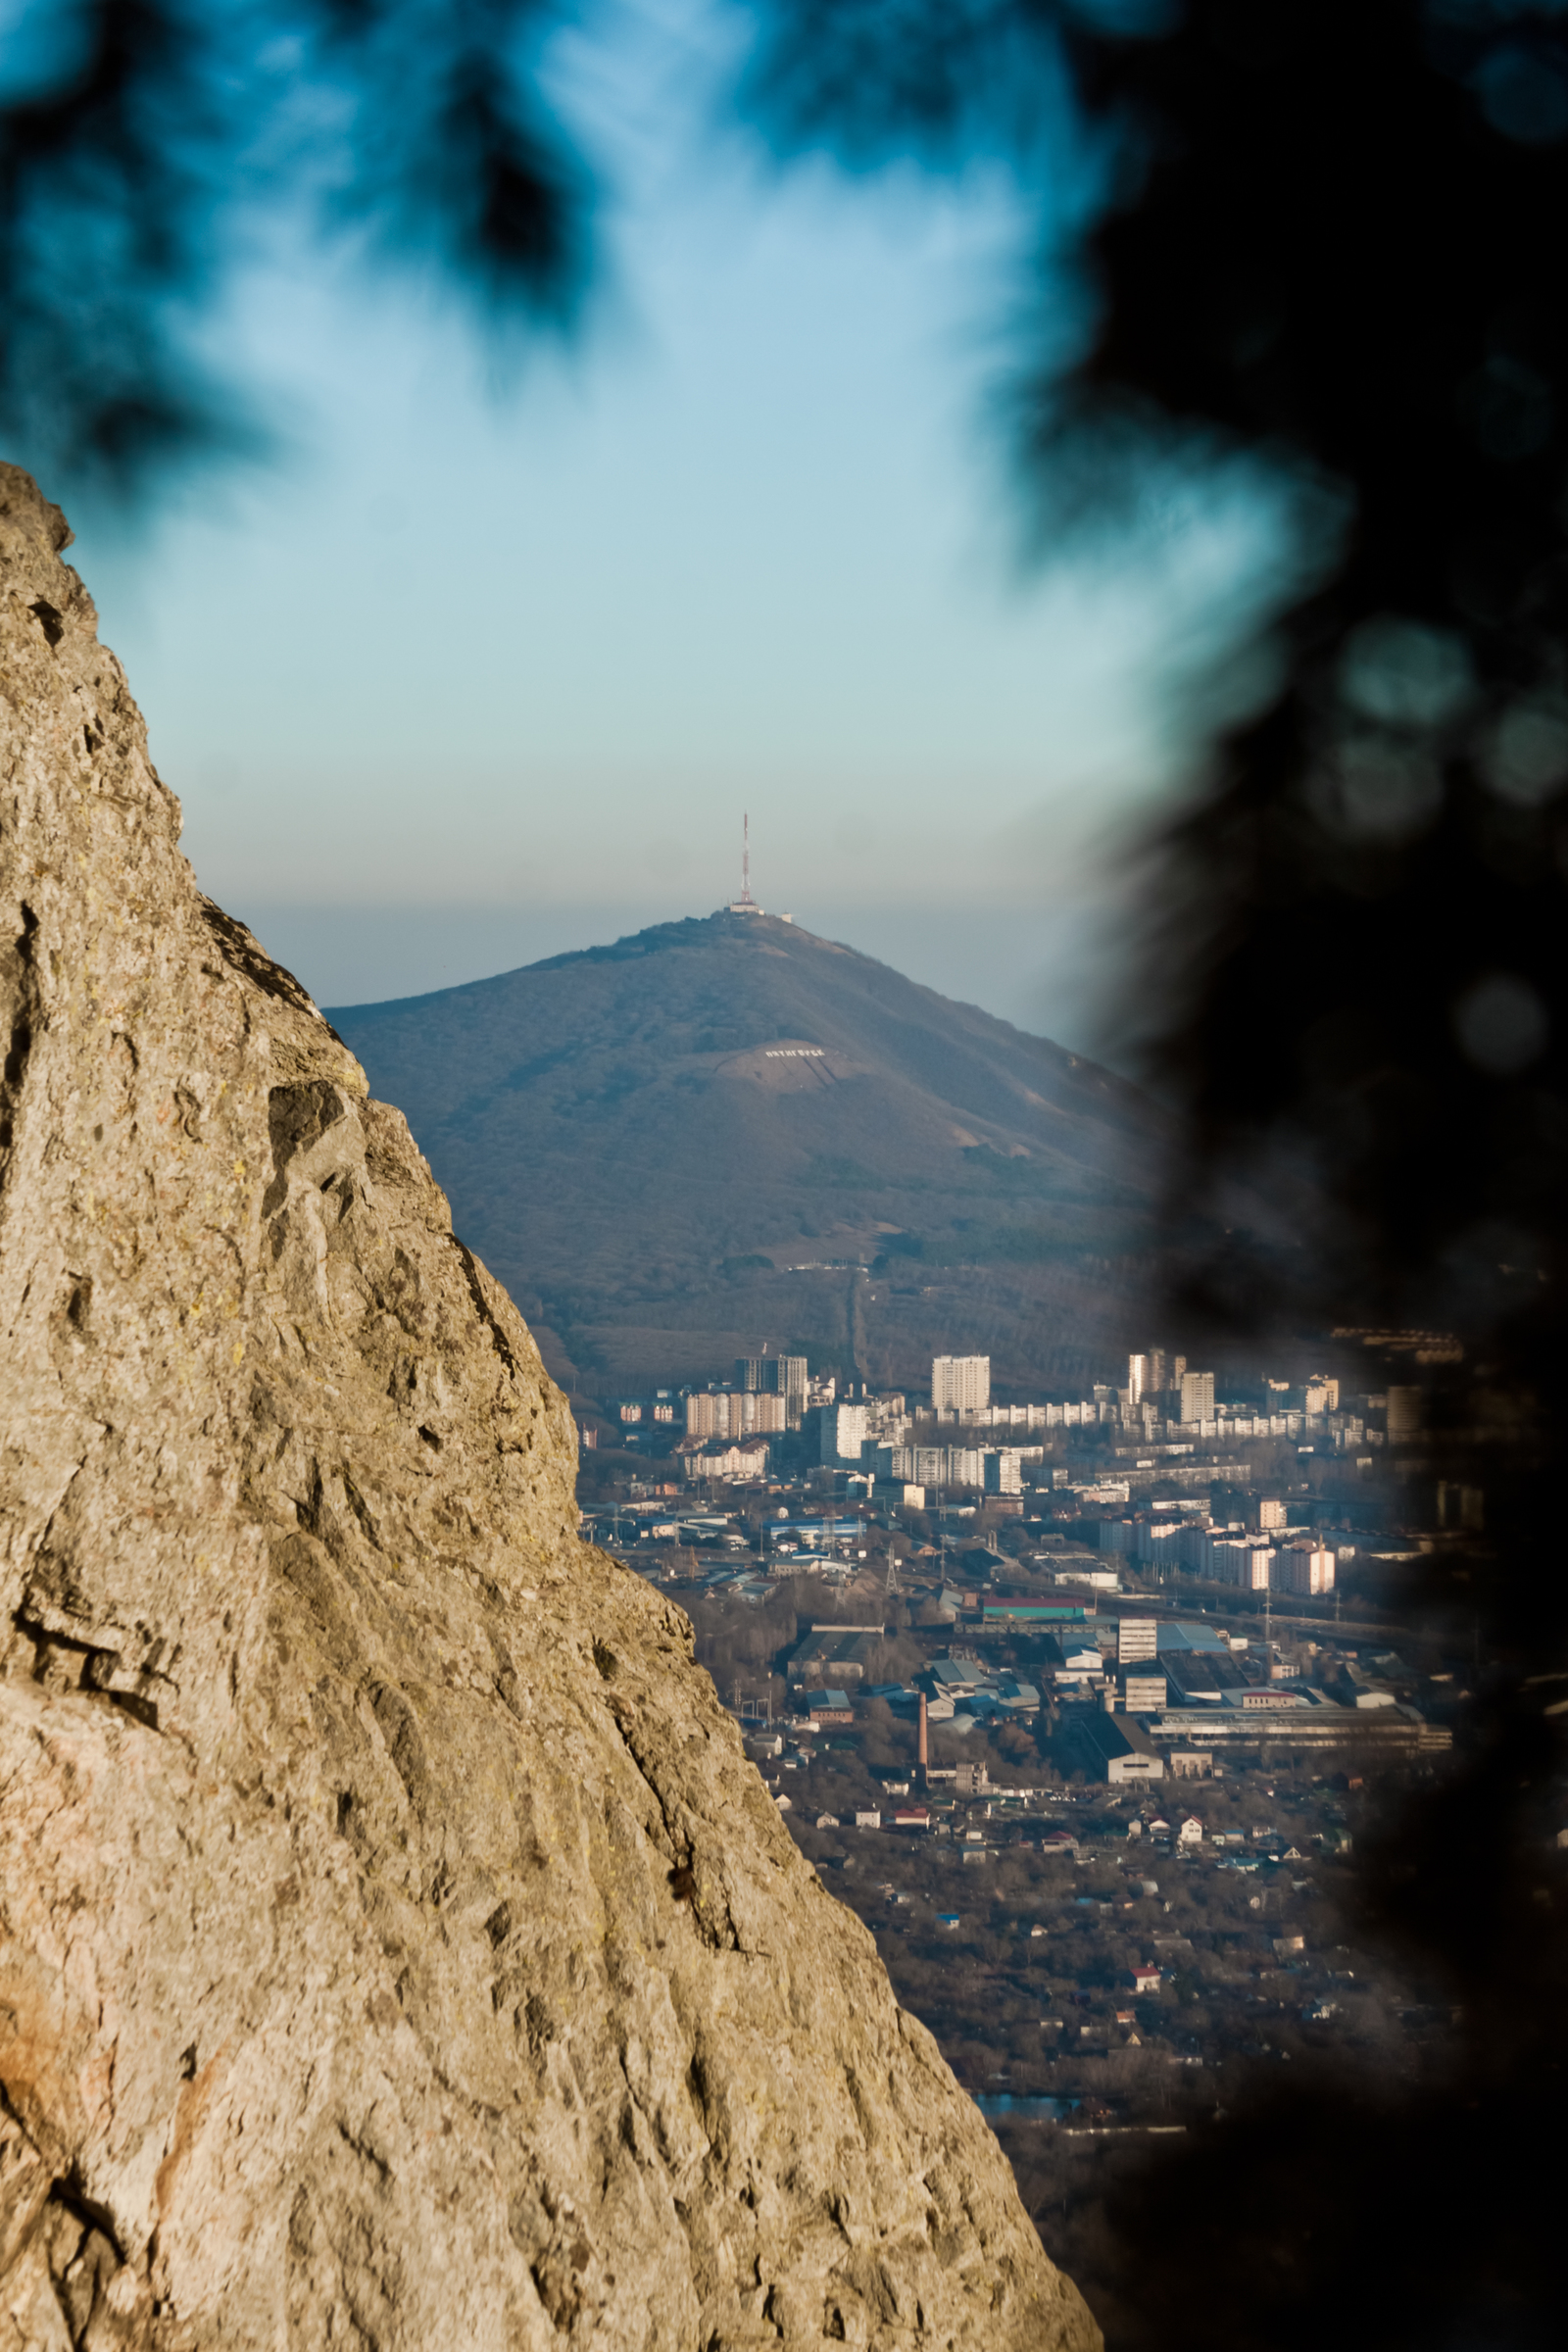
[[1339, 616, 1475, 729], [1475, 44, 1568, 145], [1454, 972, 1550, 1075], [1309, 734, 1444, 843], [1483, 696, 1568, 807]]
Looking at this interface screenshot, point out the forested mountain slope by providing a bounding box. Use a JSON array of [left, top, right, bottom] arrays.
[[330, 910, 1178, 1392]]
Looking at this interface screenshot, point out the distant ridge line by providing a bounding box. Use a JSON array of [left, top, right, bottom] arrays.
[[326, 905, 1194, 1396]]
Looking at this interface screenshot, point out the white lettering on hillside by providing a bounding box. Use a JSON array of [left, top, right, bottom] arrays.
[[765, 1049, 825, 1058]]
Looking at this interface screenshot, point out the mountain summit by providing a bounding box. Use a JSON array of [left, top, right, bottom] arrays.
[[329, 910, 1172, 1393]]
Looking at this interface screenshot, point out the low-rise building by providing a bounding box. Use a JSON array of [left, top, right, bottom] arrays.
[[981, 1599, 1091, 1627], [790, 1628, 883, 1685], [1155, 1621, 1231, 1654], [926, 1655, 984, 1698], [1154, 1691, 1451, 1753], [1161, 1647, 1247, 1702], [1061, 1706, 1164, 1785], [679, 1437, 771, 1481], [1052, 1646, 1106, 1693], [987, 1674, 1042, 1715]]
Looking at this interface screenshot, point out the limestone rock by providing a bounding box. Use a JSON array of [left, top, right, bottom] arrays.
[[0, 463, 1099, 2351]]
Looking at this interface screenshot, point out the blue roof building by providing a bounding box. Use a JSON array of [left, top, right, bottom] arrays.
[[1155, 1621, 1230, 1654]]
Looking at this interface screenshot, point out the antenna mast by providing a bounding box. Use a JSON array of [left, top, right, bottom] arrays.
[[729, 812, 760, 914]]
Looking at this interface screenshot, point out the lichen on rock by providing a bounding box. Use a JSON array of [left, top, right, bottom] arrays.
[[0, 463, 1099, 2350]]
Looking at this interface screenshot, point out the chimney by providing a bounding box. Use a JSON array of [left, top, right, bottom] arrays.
[[917, 1691, 928, 1787]]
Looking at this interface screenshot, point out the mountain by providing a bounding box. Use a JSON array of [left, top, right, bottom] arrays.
[[0, 464, 1097, 2349], [328, 909, 1176, 1395]]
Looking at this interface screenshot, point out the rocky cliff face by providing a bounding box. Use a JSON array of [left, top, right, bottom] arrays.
[[0, 464, 1098, 2352]]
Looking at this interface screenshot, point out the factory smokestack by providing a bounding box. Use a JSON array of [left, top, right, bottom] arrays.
[[917, 1691, 928, 1786]]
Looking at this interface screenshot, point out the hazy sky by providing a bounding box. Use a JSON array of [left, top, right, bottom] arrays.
[[62, 0, 1276, 1047]]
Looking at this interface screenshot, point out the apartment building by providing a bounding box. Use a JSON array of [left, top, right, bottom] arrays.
[[685, 1390, 786, 1440], [931, 1355, 991, 1414], [737, 1352, 808, 1424], [1275, 1542, 1337, 1595]]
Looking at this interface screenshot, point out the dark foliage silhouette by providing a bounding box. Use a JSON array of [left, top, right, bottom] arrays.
[[751, 4, 1568, 2343], [0, 0, 583, 486], [5, 0, 1566, 2340]]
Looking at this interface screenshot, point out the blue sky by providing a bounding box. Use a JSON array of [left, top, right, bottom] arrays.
[[58, 0, 1280, 1047]]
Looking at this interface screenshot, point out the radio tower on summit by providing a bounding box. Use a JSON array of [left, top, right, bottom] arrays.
[[728, 812, 761, 914]]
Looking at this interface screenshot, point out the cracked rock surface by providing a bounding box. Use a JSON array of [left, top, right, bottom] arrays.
[[0, 465, 1099, 2352]]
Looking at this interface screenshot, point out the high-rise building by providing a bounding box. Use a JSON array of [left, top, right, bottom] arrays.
[[931, 1355, 990, 1415], [1387, 1386, 1425, 1442], [738, 1352, 808, 1425], [685, 1392, 719, 1438], [1118, 1618, 1158, 1664], [1258, 1497, 1287, 1530], [1127, 1353, 1151, 1404], [1438, 1481, 1485, 1534], [687, 1390, 785, 1439], [1219, 1543, 1275, 1590], [819, 1402, 867, 1463], [1180, 1370, 1215, 1421], [1148, 1348, 1167, 1396], [1274, 1544, 1335, 1595]]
